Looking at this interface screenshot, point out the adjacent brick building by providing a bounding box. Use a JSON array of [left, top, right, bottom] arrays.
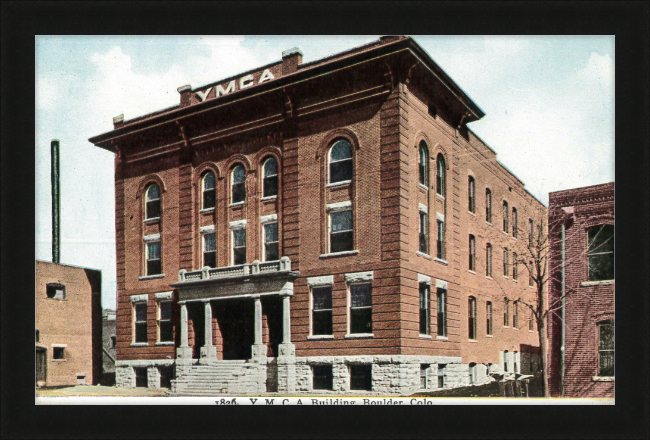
[[35, 260, 102, 387], [89, 36, 545, 395], [548, 183, 615, 398]]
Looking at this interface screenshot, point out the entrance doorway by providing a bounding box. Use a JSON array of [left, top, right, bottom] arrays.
[[35, 347, 46, 385], [214, 298, 254, 360]]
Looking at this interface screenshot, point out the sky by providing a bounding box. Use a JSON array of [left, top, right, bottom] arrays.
[[35, 35, 615, 310]]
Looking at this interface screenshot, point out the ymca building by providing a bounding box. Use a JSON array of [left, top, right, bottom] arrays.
[[89, 36, 545, 395]]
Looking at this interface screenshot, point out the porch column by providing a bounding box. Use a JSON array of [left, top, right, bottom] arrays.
[[177, 302, 192, 361], [200, 300, 217, 360], [282, 294, 291, 344], [251, 295, 266, 361]]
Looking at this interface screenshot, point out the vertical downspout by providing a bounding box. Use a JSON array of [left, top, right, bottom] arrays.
[[51, 139, 61, 264], [560, 222, 566, 397]]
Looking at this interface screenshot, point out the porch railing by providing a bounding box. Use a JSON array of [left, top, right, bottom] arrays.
[[178, 257, 291, 282]]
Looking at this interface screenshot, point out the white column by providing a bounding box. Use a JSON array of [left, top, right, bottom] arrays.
[[282, 294, 291, 344], [253, 295, 262, 345], [204, 301, 213, 346], [180, 303, 189, 347]]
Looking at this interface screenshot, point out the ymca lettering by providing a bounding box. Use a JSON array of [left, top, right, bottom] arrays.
[[195, 68, 275, 102]]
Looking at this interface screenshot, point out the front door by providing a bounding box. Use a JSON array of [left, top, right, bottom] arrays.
[[215, 298, 254, 360], [35, 347, 47, 385]]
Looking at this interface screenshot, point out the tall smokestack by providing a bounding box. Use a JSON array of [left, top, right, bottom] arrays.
[[51, 139, 61, 264]]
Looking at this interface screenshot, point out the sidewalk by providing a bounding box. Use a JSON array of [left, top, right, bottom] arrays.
[[35, 385, 170, 397]]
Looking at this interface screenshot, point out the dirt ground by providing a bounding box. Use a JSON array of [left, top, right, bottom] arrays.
[[35, 385, 170, 397]]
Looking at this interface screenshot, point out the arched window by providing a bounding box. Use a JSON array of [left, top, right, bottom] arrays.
[[485, 188, 492, 223], [328, 139, 353, 184], [468, 297, 477, 340], [202, 171, 216, 209], [468, 176, 476, 213], [145, 183, 161, 219], [503, 201, 509, 233], [262, 157, 279, 198], [231, 164, 246, 204], [436, 154, 446, 197], [418, 141, 429, 187]]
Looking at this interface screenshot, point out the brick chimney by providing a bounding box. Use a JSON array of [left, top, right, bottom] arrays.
[[112, 114, 124, 128], [281, 47, 303, 75], [177, 85, 192, 108], [380, 35, 403, 43]]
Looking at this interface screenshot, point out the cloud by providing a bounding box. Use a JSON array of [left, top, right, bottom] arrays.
[[36, 75, 60, 110]]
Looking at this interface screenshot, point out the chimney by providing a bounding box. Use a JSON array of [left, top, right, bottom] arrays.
[[51, 139, 61, 264], [281, 47, 303, 75], [177, 85, 192, 108], [113, 114, 124, 129]]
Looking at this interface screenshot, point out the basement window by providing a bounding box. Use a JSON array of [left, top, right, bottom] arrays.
[[438, 364, 446, 388], [420, 364, 429, 389], [46, 283, 65, 300], [350, 364, 372, 391], [134, 367, 148, 388], [312, 365, 333, 390]]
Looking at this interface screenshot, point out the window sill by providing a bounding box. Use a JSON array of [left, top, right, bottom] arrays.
[[419, 334, 432, 339], [581, 280, 615, 287], [51, 359, 67, 362], [46, 297, 67, 301], [592, 376, 615, 382], [513, 279, 519, 283], [435, 336, 448, 341], [308, 335, 335, 340], [486, 221, 492, 226], [130, 343, 149, 347], [486, 276, 493, 280], [229, 201, 245, 207], [144, 217, 160, 223], [320, 250, 359, 259], [155, 342, 175, 346], [416, 251, 432, 260], [468, 211, 476, 217], [419, 183, 429, 191], [326, 180, 351, 188], [436, 193, 445, 201], [261, 195, 277, 201], [468, 339, 478, 343], [344, 333, 374, 339], [486, 334, 493, 338], [434, 258, 448, 265], [502, 230, 509, 235], [139, 274, 165, 280], [468, 270, 476, 275], [200, 208, 215, 213], [503, 276, 510, 279]]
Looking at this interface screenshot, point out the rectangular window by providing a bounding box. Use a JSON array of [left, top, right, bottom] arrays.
[[134, 301, 148, 343], [469, 235, 476, 271], [312, 286, 333, 336], [504, 352, 509, 372], [146, 241, 161, 275], [468, 177, 476, 213], [588, 225, 614, 281], [469, 363, 477, 385], [529, 310, 535, 331], [350, 364, 372, 391], [503, 248, 509, 277], [350, 283, 372, 334], [503, 201, 509, 233], [514, 352, 520, 374], [46, 283, 65, 299], [513, 301, 519, 328], [232, 228, 246, 265], [512, 208, 518, 237], [437, 220, 445, 260], [486, 244, 492, 277], [158, 300, 173, 342], [513, 252, 518, 280], [330, 210, 353, 253], [486, 189, 492, 223], [529, 260, 534, 287], [438, 364, 446, 388], [419, 283, 429, 335], [468, 297, 477, 340], [419, 211, 428, 254], [35, 329, 40, 342], [486, 302, 493, 335], [420, 364, 429, 389], [437, 288, 447, 337], [313, 365, 333, 390], [529, 219, 534, 247], [203, 232, 216, 268], [504, 299, 510, 327], [53, 347, 65, 359], [598, 320, 614, 376], [264, 222, 279, 262]]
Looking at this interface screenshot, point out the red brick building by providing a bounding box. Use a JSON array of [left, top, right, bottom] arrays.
[[548, 183, 615, 398], [35, 260, 103, 386], [89, 36, 544, 395]]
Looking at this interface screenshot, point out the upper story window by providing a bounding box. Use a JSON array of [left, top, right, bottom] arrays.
[[203, 232, 216, 268], [503, 298, 510, 326], [349, 283, 372, 334], [419, 210, 428, 254], [529, 218, 534, 247], [468, 176, 476, 213], [158, 300, 173, 343], [262, 157, 279, 198], [328, 139, 353, 184], [146, 240, 161, 276], [512, 208, 518, 237], [231, 164, 246, 204], [486, 188, 492, 223], [418, 141, 429, 187], [598, 320, 615, 377], [145, 183, 161, 220], [468, 296, 477, 340], [486, 301, 493, 335], [436, 154, 446, 197], [232, 228, 247, 265], [503, 201, 509, 233], [512, 252, 518, 280], [419, 282, 430, 335], [46, 283, 65, 300], [587, 224, 614, 281], [202, 171, 216, 210], [264, 222, 279, 262], [469, 234, 476, 271], [486, 243, 493, 277], [503, 247, 509, 277], [329, 209, 353, 253], [437, 287, 447, 337], [529, 260, 534, 287], [312, 286, 333, 336], [437, 219, 446, 260], [133, 301, 147, 343], [513, 300, 519, 328]]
